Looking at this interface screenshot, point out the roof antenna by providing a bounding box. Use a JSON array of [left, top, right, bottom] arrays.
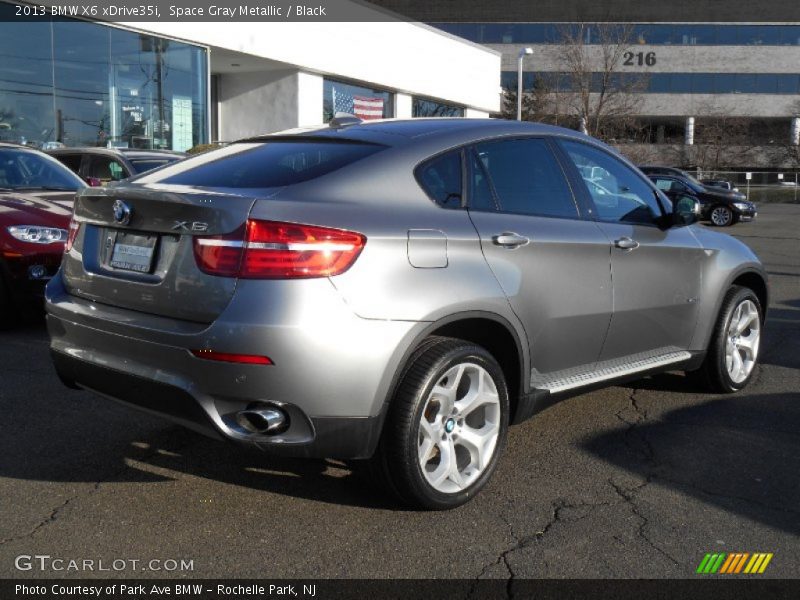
[[329, 113, 362, 129]]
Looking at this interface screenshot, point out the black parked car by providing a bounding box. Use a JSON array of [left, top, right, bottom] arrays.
[[646, 173, 756, 226], [639, 165, 701, 181], [47, 147, 185, 185], [701, 179, 736, 191]]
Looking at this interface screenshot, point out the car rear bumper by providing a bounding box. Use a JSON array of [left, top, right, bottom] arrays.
[[50, 348, 382, 458], [45, 271, 424, 459]]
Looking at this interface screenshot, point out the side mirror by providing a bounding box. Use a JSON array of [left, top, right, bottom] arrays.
[[84, 176, 103, 187], [673, 194, 701, 226]]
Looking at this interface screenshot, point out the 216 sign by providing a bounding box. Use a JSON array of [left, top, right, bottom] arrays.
[[623, 51, 657, 67]]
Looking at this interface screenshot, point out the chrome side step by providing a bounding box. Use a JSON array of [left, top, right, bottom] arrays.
[[531, 348, 692, 394]]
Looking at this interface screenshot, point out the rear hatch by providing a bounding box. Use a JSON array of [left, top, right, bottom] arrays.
[[63, 184, 262, 323], [61, 137, 388, 323]]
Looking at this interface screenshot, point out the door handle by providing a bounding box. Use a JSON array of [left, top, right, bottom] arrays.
[[614, 237, 640, 250], [492, 232, 530, 248]]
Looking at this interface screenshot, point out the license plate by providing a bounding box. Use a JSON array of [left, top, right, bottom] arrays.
[[110, 232, 157, 273]]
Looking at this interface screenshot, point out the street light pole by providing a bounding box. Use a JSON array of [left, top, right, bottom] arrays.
[[517, 47, 533, 121]]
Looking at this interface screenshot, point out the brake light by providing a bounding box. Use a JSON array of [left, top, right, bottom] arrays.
[[192, 225, 245, 277], [191, 349, 273, 365], [64, 219, 80, 253], [193, 220, 365, 279]]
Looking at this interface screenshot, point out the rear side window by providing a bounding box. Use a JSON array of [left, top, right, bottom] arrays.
[[416, 151, 462, 208], [87, 156, 126, 182], [652, 177, 687, 193], [473, 138, 578, 218], [55, 154, 82, 173], [160, 140, 385, 188], [129, 159, 178, 174]]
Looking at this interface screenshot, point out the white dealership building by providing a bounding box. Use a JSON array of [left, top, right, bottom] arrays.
[[0, 1, 500, 151]]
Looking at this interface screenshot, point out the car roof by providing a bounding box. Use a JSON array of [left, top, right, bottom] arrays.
[[48, 147, 185, 158], [0, 141, 36, 150], [241, 118, 601, 149]]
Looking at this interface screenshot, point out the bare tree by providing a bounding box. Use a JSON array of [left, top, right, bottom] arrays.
[[0, 107, 19, 142], [775, 100, 800, 172], [499, 78, 561, 123], [686, 100, 762, 174], [556, 23, 649, 140]]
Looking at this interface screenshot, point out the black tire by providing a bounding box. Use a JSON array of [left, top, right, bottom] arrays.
[[691, 285, 762, 393], [369, 336, 509, 510], [710, 205, 734, 227]]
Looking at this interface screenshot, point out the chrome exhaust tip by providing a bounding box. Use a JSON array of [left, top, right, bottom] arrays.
[[236, 406, 289, 435]]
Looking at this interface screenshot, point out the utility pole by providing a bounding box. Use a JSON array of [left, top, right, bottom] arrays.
[[517, 48, 533, 121]]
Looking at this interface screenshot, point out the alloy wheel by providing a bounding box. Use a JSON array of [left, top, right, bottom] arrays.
[[725, 298, 761, 384], [711, 206, 733, 226], [417, 362, 501, 494]]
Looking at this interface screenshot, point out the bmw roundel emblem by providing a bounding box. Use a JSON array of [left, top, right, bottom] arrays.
[[112, 199, 132, 225]]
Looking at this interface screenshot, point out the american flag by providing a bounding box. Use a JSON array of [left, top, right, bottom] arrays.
[[332, 87, 384, 120]]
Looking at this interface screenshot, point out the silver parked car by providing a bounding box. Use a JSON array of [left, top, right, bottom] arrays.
[[46, 119, 767, 509]]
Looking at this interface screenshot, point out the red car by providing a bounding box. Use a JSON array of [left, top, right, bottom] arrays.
[[0, 143, 84, 327]]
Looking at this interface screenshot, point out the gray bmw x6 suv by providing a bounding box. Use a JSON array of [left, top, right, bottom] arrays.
[[46, 119, 767, 509]]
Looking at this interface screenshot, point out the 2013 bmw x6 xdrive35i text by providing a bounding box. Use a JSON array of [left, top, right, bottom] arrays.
[[46, 119, 768, 509]]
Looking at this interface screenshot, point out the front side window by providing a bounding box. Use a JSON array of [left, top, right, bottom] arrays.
[[417, 151, 462, 208], [560, 140, 663, 225], [473, 138, 578, 219]]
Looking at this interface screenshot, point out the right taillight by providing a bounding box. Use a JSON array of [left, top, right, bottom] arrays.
[[64, 218, 80, 253], [193, 219, 365, 279]]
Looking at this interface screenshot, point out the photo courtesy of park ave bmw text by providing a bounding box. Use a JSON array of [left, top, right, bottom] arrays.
[[0, 0, 798, 598]]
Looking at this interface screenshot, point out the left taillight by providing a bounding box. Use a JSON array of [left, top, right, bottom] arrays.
[[193, 219, 366, 279], [64, 219, 80, 253]]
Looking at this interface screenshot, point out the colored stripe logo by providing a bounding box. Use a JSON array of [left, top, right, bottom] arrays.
[[696, 552, 773, 574]]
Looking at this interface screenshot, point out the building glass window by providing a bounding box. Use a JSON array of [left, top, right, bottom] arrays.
[[323, 78, 393, 122], [434, 23, 800, 46], [0, 10, 207, 151], [0, 12, 53, 146], [777, 75, 800, 94], [412, 97, 464, 117], [504, 71, 800, 95]]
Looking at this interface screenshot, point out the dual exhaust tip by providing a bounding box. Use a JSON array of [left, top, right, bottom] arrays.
[[236, 405, 289, 436]]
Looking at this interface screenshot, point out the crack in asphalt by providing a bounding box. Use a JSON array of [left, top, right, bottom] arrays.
[[609, 388, 681, 567], [0, 432, 193, 548], [0, 462, 131, 548], [471, 388, 678, 590], [607, 478, 680, 566], [472, 495, 628, 595]]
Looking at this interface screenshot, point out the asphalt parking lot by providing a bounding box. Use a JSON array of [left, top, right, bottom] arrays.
[[0, 203, 798, 580]]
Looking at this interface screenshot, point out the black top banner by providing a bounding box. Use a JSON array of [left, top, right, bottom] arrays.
[[373, 0, 800, 23], [3, 0, 800, 22]]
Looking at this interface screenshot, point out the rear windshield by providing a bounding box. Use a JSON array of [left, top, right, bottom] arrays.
[[159, 140, 385, 188]]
